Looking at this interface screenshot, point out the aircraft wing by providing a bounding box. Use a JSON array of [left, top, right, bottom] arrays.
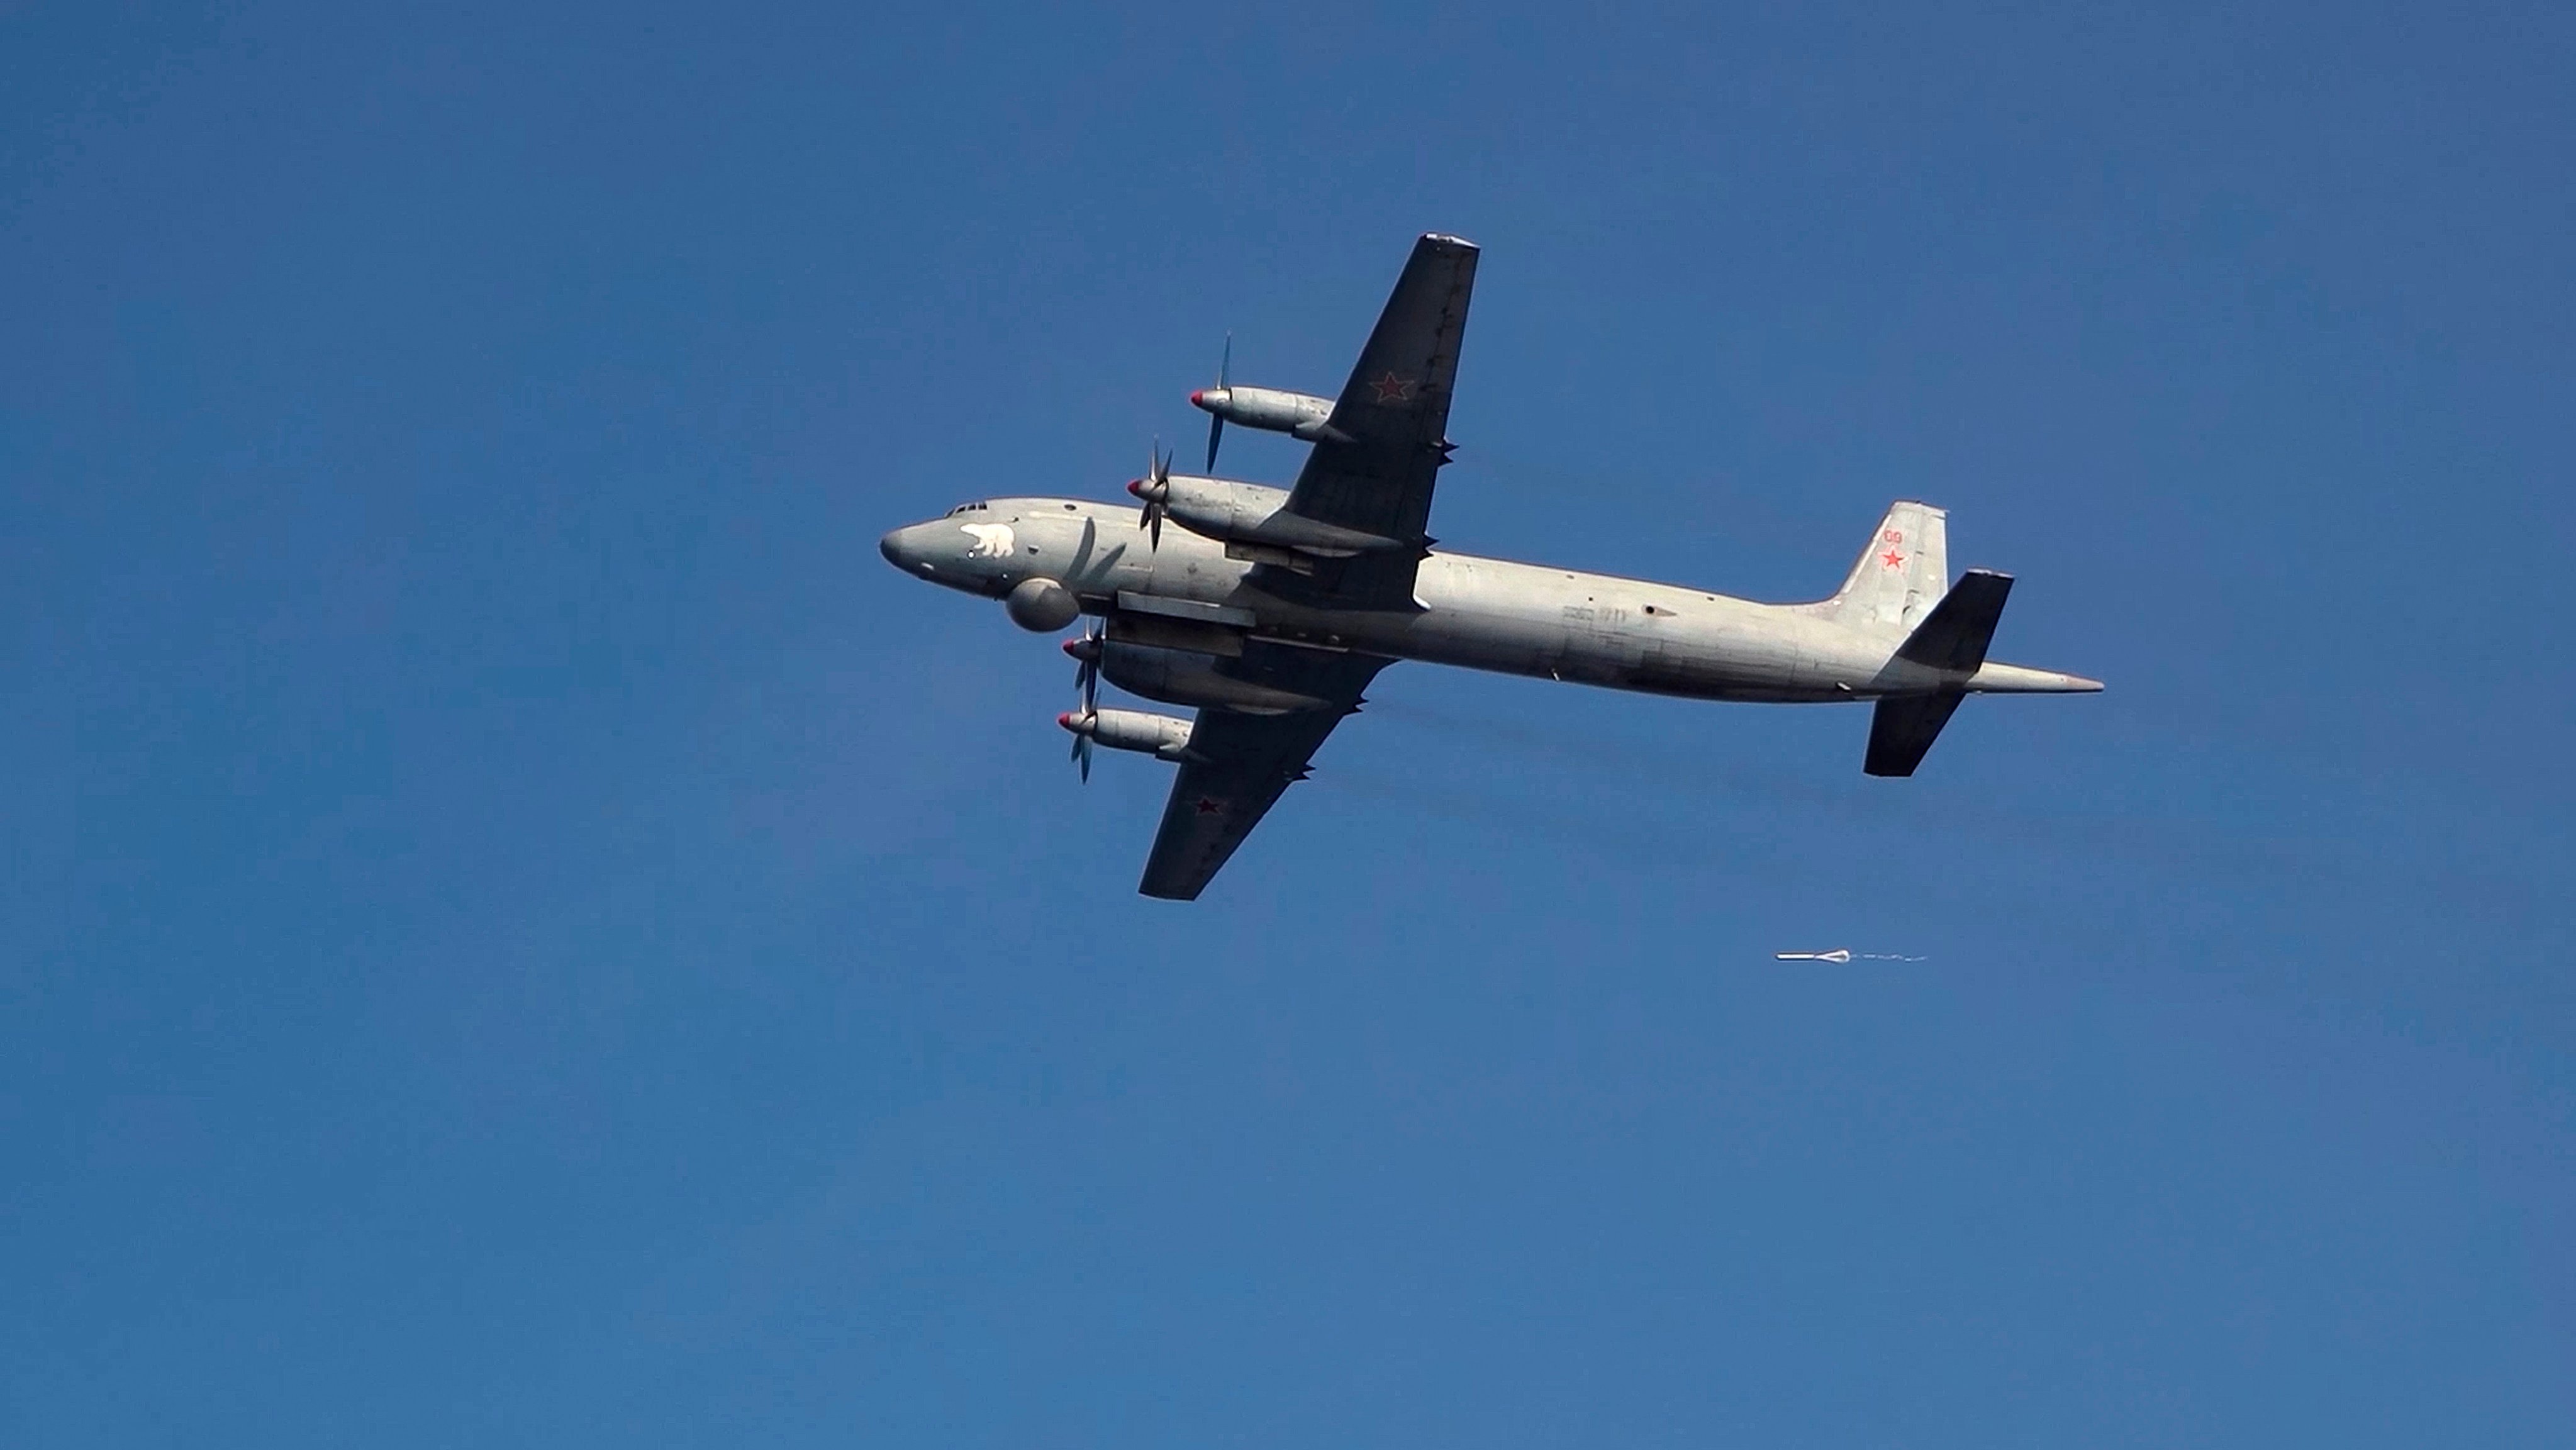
[[1137, 644, 1395, 900], [1268, 233, 1478, 608]]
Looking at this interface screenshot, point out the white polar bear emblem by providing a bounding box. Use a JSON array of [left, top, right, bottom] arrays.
[[959, 523, 1015, 558]]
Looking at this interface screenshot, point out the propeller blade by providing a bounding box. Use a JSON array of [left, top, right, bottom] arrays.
[[1203, 413, 1224, 474], [1076, 734, 1092, 782], [1218, 332, 1230, 388]]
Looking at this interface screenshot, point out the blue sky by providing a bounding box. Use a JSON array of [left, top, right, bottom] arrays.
[[4, 1, 2570, 1444]]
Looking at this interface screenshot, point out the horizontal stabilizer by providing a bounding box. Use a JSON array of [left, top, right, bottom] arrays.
[[1866, 569, 2015, 776], [1893, 569, 2012, 676], [1865, 691, 1966, 778]]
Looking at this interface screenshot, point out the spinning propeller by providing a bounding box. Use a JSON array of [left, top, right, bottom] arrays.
[[1065, 616, 1103, 713], [1066, 714, 1094, 782], [1061, 617, 1106, 781], [1129, 438, 1173, 550], [1202, 333, 1230, 472]]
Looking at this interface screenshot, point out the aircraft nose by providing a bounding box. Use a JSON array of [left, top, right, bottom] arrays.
[[879, 525, 927, 574]]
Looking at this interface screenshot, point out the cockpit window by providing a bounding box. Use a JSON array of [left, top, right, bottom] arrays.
[[944, 501, 993, 516]]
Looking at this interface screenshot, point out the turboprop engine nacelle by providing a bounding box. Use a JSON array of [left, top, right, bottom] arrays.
[[1096, 641, 1328, 715], [1190, 385, 1344, 443], [1127, 474, 1411, 559], [1057, 706, 1194, 761]]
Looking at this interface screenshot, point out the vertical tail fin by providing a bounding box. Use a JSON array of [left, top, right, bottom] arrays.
[[1820, 501, 1947, 637]]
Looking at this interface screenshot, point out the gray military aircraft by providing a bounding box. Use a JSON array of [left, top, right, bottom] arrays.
[[881, 233, 2099, 900]]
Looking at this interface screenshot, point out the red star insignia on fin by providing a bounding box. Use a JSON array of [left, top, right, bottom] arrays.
[[1194, 796, 1222, 815], [1369, 371, 1415, 404], [1881, 549, 1905, 569]]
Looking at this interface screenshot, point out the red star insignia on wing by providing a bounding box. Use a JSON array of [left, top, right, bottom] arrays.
[[1369, 371, 1415, 404], [1194, 796, 1223, 815]]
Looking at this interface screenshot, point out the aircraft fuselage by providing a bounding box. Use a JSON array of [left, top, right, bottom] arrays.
[[879, 496, 2097, 703]]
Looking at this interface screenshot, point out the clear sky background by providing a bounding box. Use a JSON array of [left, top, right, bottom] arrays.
[[4, 2, 2570, 1444]]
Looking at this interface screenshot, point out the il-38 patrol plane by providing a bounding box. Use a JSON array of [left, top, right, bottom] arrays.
[[881, 234, 2100, 900]]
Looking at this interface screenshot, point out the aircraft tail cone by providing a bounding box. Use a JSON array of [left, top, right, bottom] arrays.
[[1965, 662, 2104, 694]]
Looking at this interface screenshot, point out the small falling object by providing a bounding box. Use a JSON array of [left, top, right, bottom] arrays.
[[1774, 949, 1926, 963]]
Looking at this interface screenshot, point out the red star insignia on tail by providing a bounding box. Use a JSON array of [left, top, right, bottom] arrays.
[[1370, 371, 1415, 404], [1194, 796, 1222, 815], [1881, 549, 1905, 569]]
